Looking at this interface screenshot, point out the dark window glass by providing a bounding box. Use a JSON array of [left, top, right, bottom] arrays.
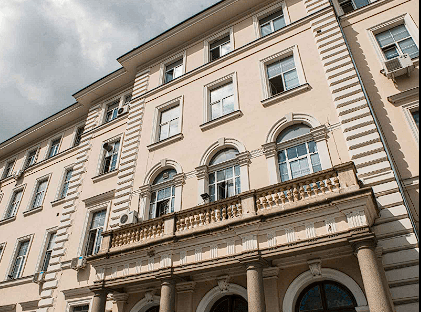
[[209, 148, 239, 165], [73, 305, 90, 312], [74, 126, 85, 147], [210, 295, 248, 312], [2, 160, 15, 179], [145, 307, 159, 312], [411, 110, 419, 129]]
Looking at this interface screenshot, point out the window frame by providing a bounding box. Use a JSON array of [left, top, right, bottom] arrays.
[[252, 1, 290, 39], [23, 146, 40, 170], [1, 158, 16, 180], [36, 229, 57, 273], [26, 174, 51, 212], [100, 91, 133, 125], [5, 234, 33, 281], [0, 242, 5, 264], [335, 0, 372, 16], [204, 27, 235, 63], [367, 14, 419, 65], [402, 101, 419, 145], [65, 298, 92, 312], [151, 96, 184, 145], [2, 185, 26, 220], [148, 169, 178, 219], [72, 124, 85, 147], [45, 136, 63, 160], [159, 51, 187, 85], [56, 165, 74, 200], [259, 45, 307, 102], [97, 136, 122, 176]]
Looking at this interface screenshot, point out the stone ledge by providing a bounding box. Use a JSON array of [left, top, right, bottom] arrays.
[[261, 84, 311, 107], [147, 133, 184, 151], [200, 110, 243, 131], [92, 170, 119, 183]]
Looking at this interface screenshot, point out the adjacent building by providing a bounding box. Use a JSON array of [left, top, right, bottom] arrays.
[[0, 0, 418, 311]]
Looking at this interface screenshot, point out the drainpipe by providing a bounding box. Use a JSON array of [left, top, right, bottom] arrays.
[[327, 1, 419, 241]]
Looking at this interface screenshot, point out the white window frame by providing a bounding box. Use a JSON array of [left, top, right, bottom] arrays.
[[159, 51, 187, 85], [100, 91, 133, 124], [203, 72, 240, 124], [402, 101, 419, 145], [65, 298, 92, 312], [148, 170, 178, 220], [23, 146, 40, 170], [0, 242, 5, 263], [252, 1, 290, 39], [367, 14, 419, 65], [96, 135, 122, 176], [334, 0, 373, 16], [55, 164, 74, 200], [77, 201, 111, 257], [204, 27, 235, 63], [26, 174, 51, 212], [2, 185, 26, 220], [1, 158, 16, 180], [72, 123, 86, 147], [259, 45, 307, 101], [104, 100, 120, 123], [5, 234, 34, 281], [151, 96, 184, 145], [36, 228, 57, 273], [44, 135, 63, 160]]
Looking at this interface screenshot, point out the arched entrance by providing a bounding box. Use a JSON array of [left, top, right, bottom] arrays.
[[145, 307, 159, 312], [210, 295, 248, 312], [295, 281, 357, 312]]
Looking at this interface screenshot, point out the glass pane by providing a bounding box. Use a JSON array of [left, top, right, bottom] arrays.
[[225, 167, 233, 179], [235, 177, 241, 194], [211, 101, 222, 120], [210, 83, 233, 103], [340, 1, 355, 13], [217, 181, 226, 200], [325, 283, 355, 309], [150, 192, 156, 203], [269, 77, 284, 95], [210, 36, 230, 50], [94, 228, 103, 255], [157, 189, 165, 201], [296, 143, 307, 157], [398, 38, 419, 59], [211, 48, 220, 61], [234, 165, 240, 177], [279, 163, 290, 182], [267, 62, 282, 79], [164, 186, 171, 198], [290, 158, 310, 179], [209, 184, 216, 202], [308, 141, 317, 153], [280, 56, 295, 72], [110, 154, 118, 171], [227, 179, 234, 197], [222, 95, 235, 115], [383, 46, 399, 60], [73, 305, 90, 312], [298, 285, 324, 311], [287, 146, 298, 159], [412, 110, 419, 128], [278, 150, 286, 163], [221, 42, 231, 56], [210, 148, 239, 165], [91, 210, 106, 229], [353, 0, 369, 8], [161, 106, 179, 123], [284, 69, 299, 90], [209, 172, 215, 184], [276, 124, 311, 143], [149, 203, 156, 218], [376, 30, 394, 48], [169, 119, 179, 137], [19, 241, 29, 256], [311, 153, 322, 172], [159, 124, 169, 141], [165, 71, 174, 83], [260, 23, 273, 37], [273, 16, 286, 31], [153, 169, 177, 184], [390, 25, 410, 41], [173, 64, 183, 78], [217, 170, 225, 182]]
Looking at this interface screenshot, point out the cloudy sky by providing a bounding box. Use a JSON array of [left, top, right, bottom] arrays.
[[0, 0, 221, 143]]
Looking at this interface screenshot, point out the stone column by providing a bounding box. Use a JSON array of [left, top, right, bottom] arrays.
[[159, 279, 176, 312], [352, 239, 394, 312], [91, 289, 108, 312], [246, 262, 266, 312], [111, 293, 129, 312]]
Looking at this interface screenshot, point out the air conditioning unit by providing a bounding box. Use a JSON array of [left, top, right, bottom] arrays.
[[102, 142, 113, 152], [119, 211, 138, 227], [383, 54, 414, 79], [12, 170, 24, 180], [33, 271, 45, 284], [70, 256, 87, 271], [117, 106, 129, 116]]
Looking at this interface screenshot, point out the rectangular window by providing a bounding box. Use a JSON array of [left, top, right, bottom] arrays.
[[2, 160, 15, 179], [31, 180, 48, 210], [412, 110, 419, 129], [72, 305, 90, 312], [259, 10, 286, 37], [149, 186, 175, 219], [9, 240, 30, 279], [124, 94, 132, 105], [40, 232, 56, 272], [73, 126, 85, 147], [48, 138, 61, 158], [267, 55, 300, 96], [375, 25, 419, 60], [208, 165, 241, 202], [5, 189, 23, 219], [210, 36, 232, 61], [210, 82, 235, 120], [165, 60, 183, 83], [0, 245, 4, 262], [158, 105, 180, 141], [85, 210, 106, 256], [25, 150, 37, 169], [60, 169, 73, 199], [338, 0, 370, 14], [101, 140, 120, 174], [105, 101, 119, 123]]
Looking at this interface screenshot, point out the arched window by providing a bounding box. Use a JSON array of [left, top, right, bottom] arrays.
[[208, 148, 241, 202], [210, 295, 248, 312], [276, 124, 322, 182], [149, 169, 177, 219], [145, 307, 159, 312], [296, 281, 357, 312]]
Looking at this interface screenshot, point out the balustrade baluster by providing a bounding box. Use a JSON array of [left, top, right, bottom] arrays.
[[280, 189, 286, 204], [293, 184, 299, 201], [222, 206, 227, 220], [237, 203, 242, 215], [299, 183, 305, 199], [274, 191, 281, 205], [256, 197, 262, 210], [227, 204, 233, 219], [232, 203, 238, 217], [286, 189, 293, 202], [312, 179, 320, 195], [206, 209, 211, 224], [320, 179, 327, 193], [326, 176, 334, 191], [305, 181, 312, 197], [333, 176, 340, 189]]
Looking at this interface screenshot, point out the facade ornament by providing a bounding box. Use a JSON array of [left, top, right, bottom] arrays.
[[195, 165, 209, 180], [237, 151, 251, 166], [308, 259, 322, 277], [262, 142, 277, 158], [217, 275, 230, 293], [145, 290, 155, 302]]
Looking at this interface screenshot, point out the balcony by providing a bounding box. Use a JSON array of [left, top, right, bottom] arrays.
[[89, 162, 378, 287]]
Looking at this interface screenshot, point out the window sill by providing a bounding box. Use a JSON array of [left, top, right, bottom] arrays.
[[147, 133, 184, 151], [339, 0, 391, 20], [261, 83, 311, 107], [92, 170, 119, 183], [51, 197, 73, 207], [0, 216, 16, 225], [200, 110, 243, 132], [0, 275, 33, 289], [23, 207, 43, 217]]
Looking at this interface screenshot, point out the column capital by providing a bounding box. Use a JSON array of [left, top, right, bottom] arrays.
[[195, 165, 208, 180], [139, 184, 152, 197], [110, 292, 129, 303], [348, 233, 377, 254], [237, 151, 251, 166], [176, 281, 196, 293], [173, 173, 186, 187], [238, 251, 269, 268], [89, 285, 110, 295], [262, 142, 277, 158], [262, 267, 280, 280]]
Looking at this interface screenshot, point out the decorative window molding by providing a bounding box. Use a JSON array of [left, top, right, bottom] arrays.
[[5, 234, 34, 281], [2, 184, 26, 220], [258, 45, 307, 102], [26, 173, 51, 213], [44, 134, 63, 160], [72, 123, 86, 147], [204, 27, 235, 63], [55, 164, 75, 201], [210, 244, 218, 259], [0, 242, 6, 263], [65, 298, 92, 312], [22, 145, 41, 170], [95, 135, 123, 177], [1, 158, 16, 180], [252, 1, 290, 39], [195, 247, 203, 262], [196, 283, 248, 312], [305, 223, 316, 239], [35, 228, 57, 273], [267, 231, 277, 247], [227, 240, 235, 255], [402, 100, 419, 145], [285, 227, 296, 243], [159, 51, 187, 85]]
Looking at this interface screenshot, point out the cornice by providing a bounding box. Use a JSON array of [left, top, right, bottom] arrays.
[[387, 86, 419, 104], [82, 190, 115, 206]]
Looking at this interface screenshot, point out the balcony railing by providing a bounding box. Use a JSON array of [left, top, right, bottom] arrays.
[[100, 162, 360, 252]]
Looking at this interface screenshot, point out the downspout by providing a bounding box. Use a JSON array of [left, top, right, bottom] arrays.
[[327, 1, 419, 241]]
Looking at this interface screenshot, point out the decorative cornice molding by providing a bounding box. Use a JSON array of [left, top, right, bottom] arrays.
[[387, 87, 419, 104], [82, 189, 115, 206], [19, 300, 39, 311], [62, 286, 94, 299]]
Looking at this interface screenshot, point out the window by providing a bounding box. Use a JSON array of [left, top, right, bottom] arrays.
[[277, 124, 322, 182], [124, 94, 132, 105], [31, 179, 48, 210], [210, 83, 235, 120], [2, 160, 15, 179], [60, 169, 73, 199], [149, 169, 177, 219], [158, 105, 180, 141], [210, 36, 232, 61], [40, 232, 56, 272], [267, 56, 300, 96], [208, 148, 241, 202], [210, 295, 248, 312], [375, 25, 419, 60], [72, 305, 90, 312], [8, 239, 30, 279], [105, 101, 119, 123], [85, 210, 106, 256], [0, 244, 4, 262], [259, 10, 286, 37], [295, 281, 357, 311], [165, 59, 183, 83], [73, 126, 85, 147], [47, 138, 61, 158], [24, 149, 38, 169], [338, 0, 370, 14], [4, 189, 23, 219], [412, 110, 419, 129], [101, 140, 120, 174]]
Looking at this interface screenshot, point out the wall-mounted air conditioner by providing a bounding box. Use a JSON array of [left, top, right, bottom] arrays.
[[117, 106, 129, 117], [383, 54, 415, 79], [33, 271, 45, 284], [119, 211, 138, 227], [70, 256, 87, 271]]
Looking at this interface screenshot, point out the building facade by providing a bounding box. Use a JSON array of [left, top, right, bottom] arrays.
[[0, 0, 418, 312]]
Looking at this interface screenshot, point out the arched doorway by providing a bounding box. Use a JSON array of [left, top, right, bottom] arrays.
[[295, 281, 357, 312], [145, 307, 159, 312], [210, 295, 248, 312]]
